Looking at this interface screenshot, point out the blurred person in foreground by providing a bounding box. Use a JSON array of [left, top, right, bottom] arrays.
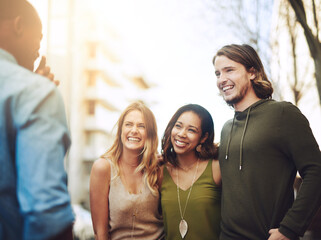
[[213, 43, 321, 240], [90, 101, 164, 240], [0, 0, 74, 239]]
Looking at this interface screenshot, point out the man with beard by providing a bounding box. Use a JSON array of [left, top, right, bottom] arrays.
[[213, 44, 321, 240]]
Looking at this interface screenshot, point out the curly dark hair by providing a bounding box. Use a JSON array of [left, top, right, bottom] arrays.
[[161, 104, 218, 168]]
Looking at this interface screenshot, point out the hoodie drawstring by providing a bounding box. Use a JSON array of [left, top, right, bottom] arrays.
[[239, 107, 252, 170], [225, 116, 235, 160], [225, 107, 252, 171]]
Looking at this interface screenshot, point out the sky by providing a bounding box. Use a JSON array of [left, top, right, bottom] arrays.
[[87, 0, 240, 142], [29, 0, 320, 145]]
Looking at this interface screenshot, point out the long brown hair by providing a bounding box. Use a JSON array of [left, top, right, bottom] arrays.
[[161, 104, 218, 168], [101, 101, 160, 195], [213, 44, 273, 100]]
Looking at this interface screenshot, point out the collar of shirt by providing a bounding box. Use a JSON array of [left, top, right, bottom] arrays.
[[0, 48, 18, 65]]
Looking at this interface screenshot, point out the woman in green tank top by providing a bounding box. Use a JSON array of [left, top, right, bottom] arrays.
[[160, 104, 221, 240]]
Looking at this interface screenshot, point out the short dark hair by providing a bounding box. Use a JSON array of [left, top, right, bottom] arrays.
[[0, 0, 39, 25], [213, 44, 273, 99], [161, 104, 218, 167]]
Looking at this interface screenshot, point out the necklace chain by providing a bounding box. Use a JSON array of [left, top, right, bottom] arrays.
[[122, 159, 140, 167], [180, 161, 198, 172], [120, 162, 142, 194], [120, 162, 142, 239], [176, 159, 200, 220], [131, 208, 137, 239]]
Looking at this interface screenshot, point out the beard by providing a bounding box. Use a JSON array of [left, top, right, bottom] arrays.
[[224, 83, 250, 107]]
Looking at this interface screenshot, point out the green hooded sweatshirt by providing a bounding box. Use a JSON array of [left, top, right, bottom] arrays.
[[219, 99, 321, 240]]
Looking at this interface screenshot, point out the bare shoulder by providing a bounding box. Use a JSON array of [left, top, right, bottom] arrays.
[[157, 165, 165, 187], [211, 159, 221, 186], [211, 159, 220, 169], [91, 158, 111, 178], [164, 162, 178, 182], [164, 163, 174, 176], [165, 162, 174, 171]]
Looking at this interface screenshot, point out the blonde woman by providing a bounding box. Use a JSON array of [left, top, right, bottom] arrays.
[[90, 101, 164, 240]]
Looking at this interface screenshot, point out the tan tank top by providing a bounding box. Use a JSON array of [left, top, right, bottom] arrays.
[[108, 160, 164, 240]]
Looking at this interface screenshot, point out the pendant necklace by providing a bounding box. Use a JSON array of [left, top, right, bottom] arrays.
[[176, 159, 199, 239], [124, 175, 142, 240], [121, 162, 142, 239], [130, 199, 138, 239]]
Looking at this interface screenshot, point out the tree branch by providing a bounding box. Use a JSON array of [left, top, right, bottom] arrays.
[[312, 0, 319, 41], [288, 0, 320, 57]]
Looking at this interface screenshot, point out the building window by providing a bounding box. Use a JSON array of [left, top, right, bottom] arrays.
[[88, 42, 97, 58], [88, 71, 96, 86], [88, 100, 96, 115]]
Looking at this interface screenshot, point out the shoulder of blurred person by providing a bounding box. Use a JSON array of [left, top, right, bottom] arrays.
[[0, 1, 74, 239]]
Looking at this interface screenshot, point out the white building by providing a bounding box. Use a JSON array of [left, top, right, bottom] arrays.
[[30, 0, 158, 208]]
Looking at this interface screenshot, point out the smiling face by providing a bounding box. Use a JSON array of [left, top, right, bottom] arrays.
[[171, 111, 203, 157], [214, 55, 256, 110], [121, 110, 147, 154]]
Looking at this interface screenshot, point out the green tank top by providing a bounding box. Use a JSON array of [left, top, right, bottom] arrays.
[[161, 160, 221, 240]]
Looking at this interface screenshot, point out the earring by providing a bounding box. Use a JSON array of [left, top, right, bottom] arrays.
[[196, 144, 202, 153]]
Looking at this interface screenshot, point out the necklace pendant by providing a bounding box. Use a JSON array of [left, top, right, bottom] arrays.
[[179, 219, 188, 238]]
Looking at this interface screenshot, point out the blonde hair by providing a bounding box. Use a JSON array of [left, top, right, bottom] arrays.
[[101, 101, 160, 195]]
